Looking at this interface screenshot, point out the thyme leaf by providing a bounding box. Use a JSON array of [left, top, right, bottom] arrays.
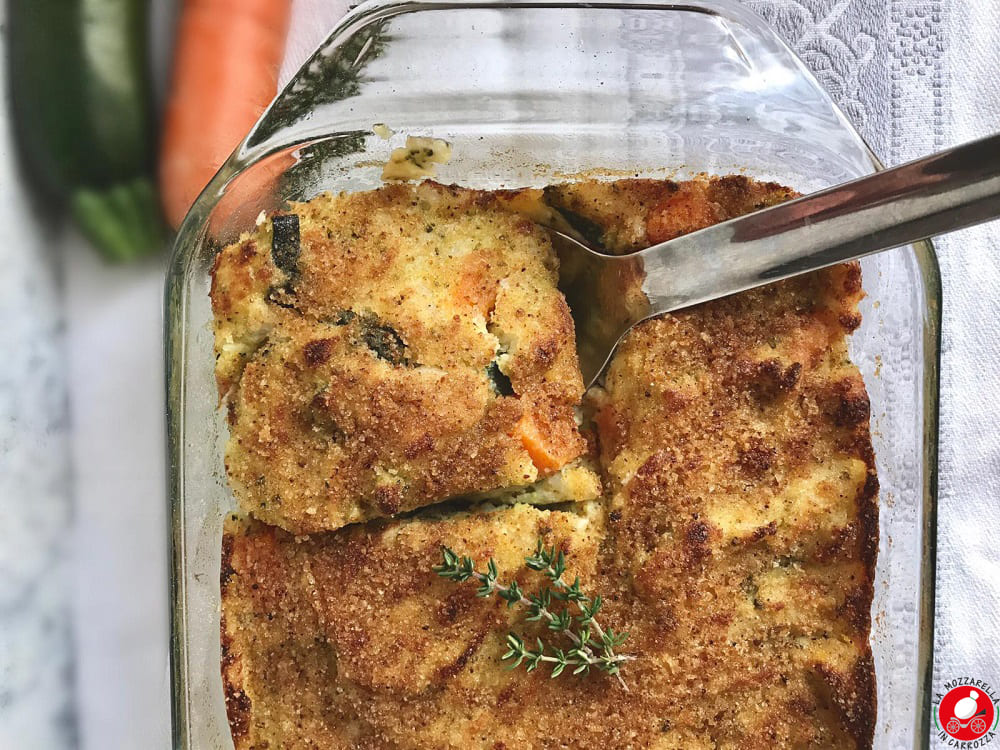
[[434, 538, 633, 688]]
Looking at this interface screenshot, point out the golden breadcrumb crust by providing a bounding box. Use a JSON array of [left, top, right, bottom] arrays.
[[538, 175, 797, 253], [221, 504, 607, 750], [219, 175, 877, 749], [211, 182, 588, 534]]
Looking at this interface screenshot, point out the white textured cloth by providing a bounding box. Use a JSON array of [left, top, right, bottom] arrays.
[[0, 0, 992, 748], [932, 0, 1000, 692]]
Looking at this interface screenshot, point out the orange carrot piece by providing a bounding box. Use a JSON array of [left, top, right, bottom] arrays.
[[453, 255, 498, 315], [645, 185, 718, 244], [159, 0, 292, 229], [514, 414, 567, 474]]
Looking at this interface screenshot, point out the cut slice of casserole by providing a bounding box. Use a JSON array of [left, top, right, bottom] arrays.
[[217, 175, 878, 749], [211, 181, 595, 534], [221, 502, 607, 750]]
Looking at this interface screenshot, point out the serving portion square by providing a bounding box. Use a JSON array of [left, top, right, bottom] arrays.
[[211, 182, 592, 534]]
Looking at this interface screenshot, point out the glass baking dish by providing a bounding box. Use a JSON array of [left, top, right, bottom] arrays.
[[165, 1, 941, 747]]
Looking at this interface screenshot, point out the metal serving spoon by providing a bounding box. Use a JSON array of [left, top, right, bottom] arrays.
[[554, 132, 1000, 387]]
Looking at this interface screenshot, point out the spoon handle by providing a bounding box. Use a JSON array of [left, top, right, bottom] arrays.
[[635, 132, 1000, 313]]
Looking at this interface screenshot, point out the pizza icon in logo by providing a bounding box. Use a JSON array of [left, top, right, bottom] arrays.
[[939, 686, 996, 741]]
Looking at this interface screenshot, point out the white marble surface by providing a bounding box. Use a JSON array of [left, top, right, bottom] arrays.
[[1, 0, 999, 749], [0, 5, 75, 748]]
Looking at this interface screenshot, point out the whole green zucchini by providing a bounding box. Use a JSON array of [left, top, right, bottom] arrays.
[[8, 0, 162, 261]]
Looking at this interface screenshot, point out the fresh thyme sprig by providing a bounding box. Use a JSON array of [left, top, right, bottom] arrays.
[[434, 540, 633, 688], [524, 540, 627, 677]]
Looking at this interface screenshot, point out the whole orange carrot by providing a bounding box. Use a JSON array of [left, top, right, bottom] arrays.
[[159, 0, 292, 229]]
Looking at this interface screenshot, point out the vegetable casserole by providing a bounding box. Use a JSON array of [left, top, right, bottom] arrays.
[[212, 175, 878, 749]]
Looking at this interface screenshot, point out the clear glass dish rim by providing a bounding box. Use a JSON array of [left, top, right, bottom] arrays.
[[165, 1, 942, 747]]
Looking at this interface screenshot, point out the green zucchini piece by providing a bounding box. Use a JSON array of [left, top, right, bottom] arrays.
[[8, 0, 162, 261]]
